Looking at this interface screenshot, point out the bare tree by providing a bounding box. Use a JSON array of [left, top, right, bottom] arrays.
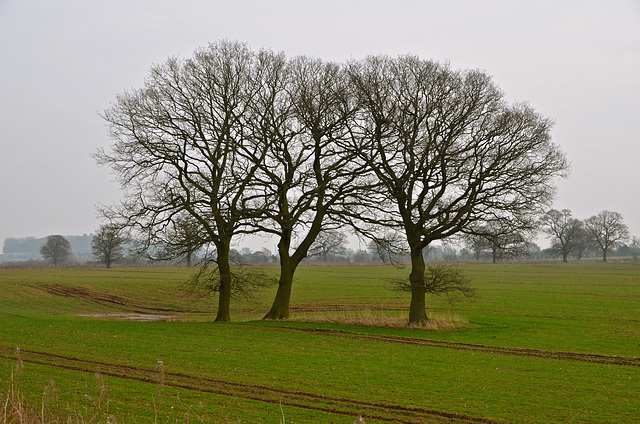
[[540, 209, 583, 262], [629, 236, 640, 260], [240, 54, 363, 320], [461, 233, 492, 261], [584, 210, 629, 262], [346, 55, 568, 325], [151, 214, 205, 267], [40, 235, 73, 265], [91, 224, 127, 268], [308, 229, 348, 262], [96, 41, 265, 322], [463, 221, 533, 263]]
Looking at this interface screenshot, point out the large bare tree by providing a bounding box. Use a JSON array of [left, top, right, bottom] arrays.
[[346, 55, 568, 325], [96, 41, 265, 321], [240, 54, 363, 320], [540, 209, 584, 262], [584, 210, 629, 262]]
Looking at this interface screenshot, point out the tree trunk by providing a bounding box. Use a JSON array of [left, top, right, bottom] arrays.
[[263, 257, 296, 320], [602, 249, 608, 263], [562, 252, 568, 263], [408, 245, 427, 325], [215, 239, 232, 322]]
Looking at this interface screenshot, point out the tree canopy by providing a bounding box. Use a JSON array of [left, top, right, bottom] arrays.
[[97, 41, 568, 324], [40, 235, 73, 265], [91, 224, 127, 268], [344, 55, 568, 323], [584, 210, 629, 262]]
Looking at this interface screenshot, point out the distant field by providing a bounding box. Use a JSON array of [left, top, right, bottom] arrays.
[[1, 262, 639, 423]]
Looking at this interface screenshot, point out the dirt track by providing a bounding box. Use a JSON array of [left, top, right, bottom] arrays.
[[256, 326, 640, 367], [1, 346, 503, 424], [35, 283, 200, 315]]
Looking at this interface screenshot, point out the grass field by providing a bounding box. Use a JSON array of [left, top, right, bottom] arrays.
[[1, 262, 639, 423]]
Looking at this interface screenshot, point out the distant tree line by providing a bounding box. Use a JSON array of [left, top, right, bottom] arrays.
[[3, 215, 637, 267]]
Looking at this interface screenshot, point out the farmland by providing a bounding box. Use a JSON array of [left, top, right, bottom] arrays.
[[1, 262, 639, 423]]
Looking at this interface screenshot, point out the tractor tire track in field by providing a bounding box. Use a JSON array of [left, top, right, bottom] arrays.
[[0, 346, 502, 424], [260, 326, 640, 367], [33, 283, 203, 316]]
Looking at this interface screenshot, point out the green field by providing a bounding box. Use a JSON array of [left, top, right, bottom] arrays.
[[1, 262, 639, 423]]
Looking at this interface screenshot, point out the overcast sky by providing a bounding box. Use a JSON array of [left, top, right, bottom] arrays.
[[1, 0, 639, 251]]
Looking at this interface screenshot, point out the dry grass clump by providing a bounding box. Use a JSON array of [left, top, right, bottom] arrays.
[[1, 348, 113, 424], [289, 309, 469, 331], [1, 375, 111, 424]]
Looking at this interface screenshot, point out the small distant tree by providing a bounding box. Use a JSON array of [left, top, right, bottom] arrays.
[[629, 236, 640, 260], [251, 248, 274, 263], [91, 224, 127, 268], [308, 230, 348, 262], [464, 221, 532, 263], [584, 210, 629, 262], [541, 209, 584, 262], [571, 225, 592, 260], [151, 215, 204, 267], [40, 235, 73, 265], [461, 233, 492, 261]]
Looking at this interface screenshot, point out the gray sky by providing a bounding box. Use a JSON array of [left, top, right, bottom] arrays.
[[1, 0, 639, 250]]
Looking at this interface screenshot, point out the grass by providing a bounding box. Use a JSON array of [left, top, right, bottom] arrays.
[[1, 261, 639, 423], [287, 308, 470, 331]]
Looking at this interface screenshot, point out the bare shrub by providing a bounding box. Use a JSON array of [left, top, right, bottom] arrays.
[[390, 265, 475, 304], [186, 261, 274, 301]]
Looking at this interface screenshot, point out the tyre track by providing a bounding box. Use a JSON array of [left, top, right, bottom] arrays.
[[0, 346, 503, 424], [258, 326, 640, 367], [34, 283, 201, 315]]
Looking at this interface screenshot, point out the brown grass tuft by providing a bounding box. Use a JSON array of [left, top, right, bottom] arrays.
[[288, 309, 469, 331]]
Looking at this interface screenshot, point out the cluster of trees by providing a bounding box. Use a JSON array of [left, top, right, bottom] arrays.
[[95, 40, 568, 325], [541, 209, 636, 262], [21, 209, 637, 268]]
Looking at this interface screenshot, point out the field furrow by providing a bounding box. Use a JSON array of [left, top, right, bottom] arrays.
[[260, 326, 640, 367], [1, 346, 505, 424]]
